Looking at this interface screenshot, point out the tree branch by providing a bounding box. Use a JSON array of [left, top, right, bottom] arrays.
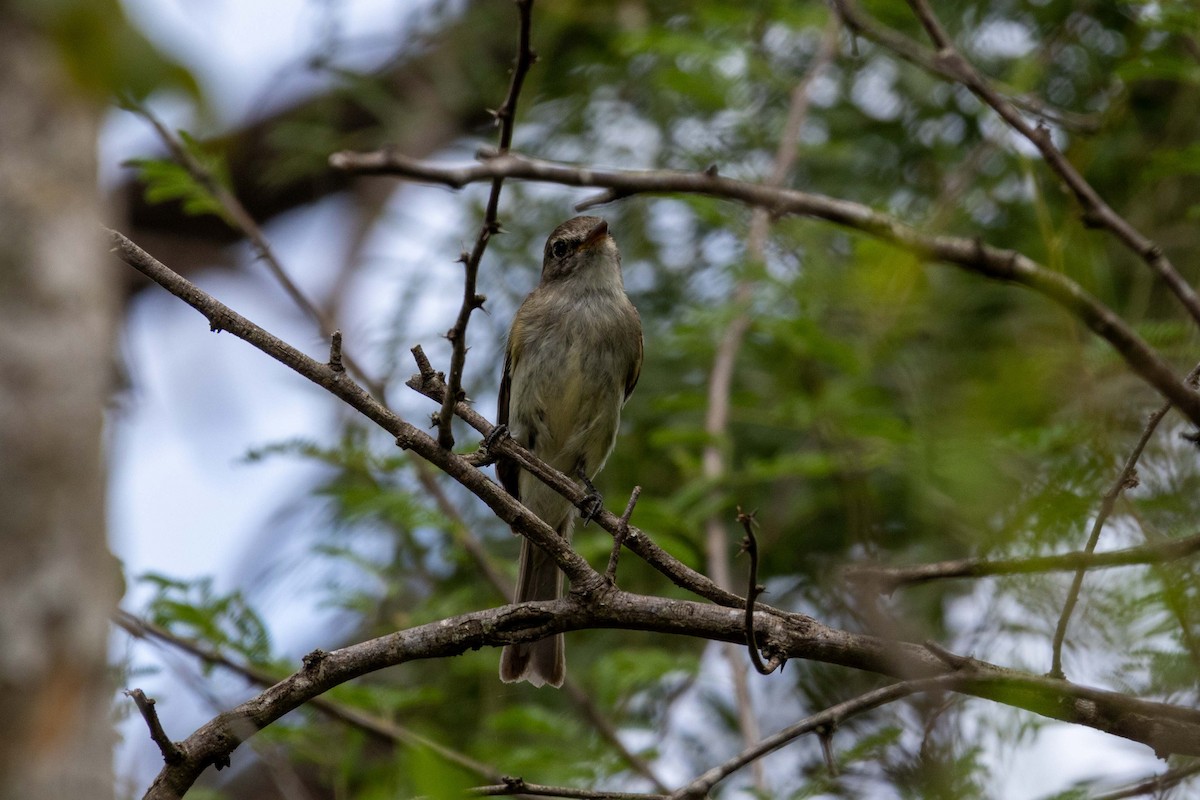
[[902, 0, 1200, 329], [127, 585, 1200, 798], [845, 530, 1200, 592], [669, 675, 965, 799], [114, 610, 500, 780], [470, 778, 663, 799], [435, 0, 536, 450], [1048, 384, 1187, 678], [108, 229, 1200, 800], [829, 0, 1101, 133], [328, 150, 1200, 428]]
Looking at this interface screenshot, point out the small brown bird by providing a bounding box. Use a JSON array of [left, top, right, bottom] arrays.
[[497, 216, 643, 688]]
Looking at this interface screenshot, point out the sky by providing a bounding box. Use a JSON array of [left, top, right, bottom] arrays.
[[105, 1, 1166, 796]]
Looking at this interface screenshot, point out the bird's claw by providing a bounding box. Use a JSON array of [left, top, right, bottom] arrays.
[[469, 424, 510, 467], [576, 467, 603, 526], [483, 423, 510, 452]]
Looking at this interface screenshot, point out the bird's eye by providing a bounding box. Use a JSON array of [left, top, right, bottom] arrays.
[[551, 240, 569, 259]]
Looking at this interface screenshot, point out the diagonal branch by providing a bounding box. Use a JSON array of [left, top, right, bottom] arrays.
[[829, 0, 1100, 132], [113, 610, 499, 780], [669, 674, 965, 799], [435, 0, 537, 450], [902, 0, 1200, 329], [329, 149, 1200, 427], [129, 104, 380, 395], [108, 227, 600, 597]]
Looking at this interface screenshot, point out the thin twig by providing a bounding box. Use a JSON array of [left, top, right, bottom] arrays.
[[125, 689, 185, 765], [829, 0, 1101, 133], [738, 508, 778, 676], [668, 675, 969, 799], [1090, 761, 1200, 800], [434, 0, 537, 450], [903, 0, 1200, 329], [605, 486, 642, 583], [329, 150, 1200, 428], [1050, 362, 1200, 678], [469, 778, 665, 798], [846, 529, 1200, 591]]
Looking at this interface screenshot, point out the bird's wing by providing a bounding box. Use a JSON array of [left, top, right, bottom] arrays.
[[496, 340, 521, 501], [624, 326, 643, 402]]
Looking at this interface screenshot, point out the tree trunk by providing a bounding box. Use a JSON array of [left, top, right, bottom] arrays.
[[0, 19, 120, 800]]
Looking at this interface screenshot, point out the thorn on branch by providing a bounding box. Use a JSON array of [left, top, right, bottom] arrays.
[[125, 688, 185, 765], [328, 330, 345, 373], [816, 724, 839, 776], [704, 163, 720, 178]]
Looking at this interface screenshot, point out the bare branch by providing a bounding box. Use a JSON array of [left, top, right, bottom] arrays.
[[846, 530, 1200, 592], [435, 0, 537, 450], [125, 689, 184, 766], [829, 0, 1101, 133], [114, 611, 499, 780], [902, 0, 1200, 329], [604, 485, 642, 583], [470, 778, 664, 798], [669, 675, 972, 799], [1091, 761, 1200, 800], [1049, 391, 1181, 678], [128, 583, 1200, 798], [738, 508, 779, 677], [130, 104, 383, 396], [329, 150, 1200, 428]]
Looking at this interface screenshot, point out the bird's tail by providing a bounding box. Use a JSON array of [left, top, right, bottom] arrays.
[[499, 517, 570, 688]]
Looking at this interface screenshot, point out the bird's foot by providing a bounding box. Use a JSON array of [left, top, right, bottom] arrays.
[[469, 424, 510, 467], [576, 466, 603, 525]]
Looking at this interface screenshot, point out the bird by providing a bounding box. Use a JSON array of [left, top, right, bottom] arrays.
[[497, 216, 643, 688]]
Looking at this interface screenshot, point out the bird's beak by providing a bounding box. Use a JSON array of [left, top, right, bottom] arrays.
[[580, 220, 609, 250]]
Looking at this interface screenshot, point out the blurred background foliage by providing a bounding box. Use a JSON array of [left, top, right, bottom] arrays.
[[104, 0, 1200, 797]]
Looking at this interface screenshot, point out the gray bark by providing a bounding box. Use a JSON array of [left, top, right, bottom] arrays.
[[0, 20, 120, 800]]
